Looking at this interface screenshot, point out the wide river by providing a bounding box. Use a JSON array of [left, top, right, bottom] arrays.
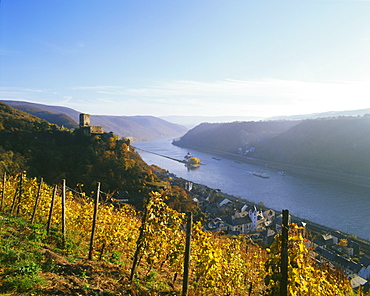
[[133, 138, 370, 241]]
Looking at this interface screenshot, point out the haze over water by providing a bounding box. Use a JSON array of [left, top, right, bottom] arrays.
[[134, 138, 370, 242]]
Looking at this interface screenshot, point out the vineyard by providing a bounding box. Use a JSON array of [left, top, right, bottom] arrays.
[[0, 172, 364, 295]]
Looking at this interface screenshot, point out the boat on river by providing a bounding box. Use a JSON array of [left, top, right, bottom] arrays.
[[252, 171, 269, 179]]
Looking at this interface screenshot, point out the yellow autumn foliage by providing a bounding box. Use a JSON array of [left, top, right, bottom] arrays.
[[0, 173, 358, 296]]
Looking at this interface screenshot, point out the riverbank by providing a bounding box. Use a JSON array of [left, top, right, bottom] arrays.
[[173, 142, 370, 187], [155, 167, 370, 255], [135, 138, 370, 243]]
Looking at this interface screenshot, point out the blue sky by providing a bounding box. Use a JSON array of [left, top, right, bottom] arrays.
[[1, 0, 370, 118]]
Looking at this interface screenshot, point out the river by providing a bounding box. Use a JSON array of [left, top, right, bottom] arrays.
[[133, 137, 370, 241]]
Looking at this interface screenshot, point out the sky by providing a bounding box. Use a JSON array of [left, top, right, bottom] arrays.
[[1, 0, 370, 119]]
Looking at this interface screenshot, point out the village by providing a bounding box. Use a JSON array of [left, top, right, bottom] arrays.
[[161, 170, 370, 293]]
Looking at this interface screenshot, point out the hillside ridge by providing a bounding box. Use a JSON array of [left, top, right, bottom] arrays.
[[1, 100, 187, 140], [174, 116, 370, 180]]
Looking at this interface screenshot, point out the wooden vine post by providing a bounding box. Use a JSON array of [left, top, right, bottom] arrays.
[[47, 185, 58, 235], [11, 172, 23, 214], [30, 178, 43, 224], [280, 209, 289, 296], [61, 179, 66, 247], [88, 182, 100, 260], [0, 172, 6, 212], [182, 212, 192, 296], [16, 171, 25, 215], [130, 198, 149, 282]]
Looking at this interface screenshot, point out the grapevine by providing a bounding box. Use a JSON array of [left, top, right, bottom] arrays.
[[265, 223, 352, 296], [0, 173, 361, 295]]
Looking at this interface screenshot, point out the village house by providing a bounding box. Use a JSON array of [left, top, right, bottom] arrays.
[[207, 217, 228, 232], [312, 232, 370, 292], [315, 246, 362, 275], [222, 211, 253, 234], [203, 202, 276, 235], [347, 241, 361, 257], [263, 209, 275, 224], [349, 274, 368, 291], [358, 256, 370, 280], [314, 231, 360, 258], [314, 232, 341, 248], [260, 228, 277, 246]]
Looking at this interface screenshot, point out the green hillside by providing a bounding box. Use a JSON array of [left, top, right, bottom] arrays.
[[0, 101, 46, 130], [5, 105, 78, 129]]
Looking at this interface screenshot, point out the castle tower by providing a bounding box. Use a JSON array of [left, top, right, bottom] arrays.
[[79, 114, 90, 128]]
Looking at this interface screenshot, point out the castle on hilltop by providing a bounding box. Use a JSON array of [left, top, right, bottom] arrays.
[[79, 114, 104, 134]]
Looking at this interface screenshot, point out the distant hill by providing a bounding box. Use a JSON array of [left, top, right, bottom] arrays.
[[267, 108, 370, 121], [0, 100, 81, 120], [160, 115, 264, 129], [0, 103, 78, 129], [91, 115, 187, 141], [162, 108, 370, 128], [174, 120, 299, 152], [175, 116, 370, 178], [1, 100, 187, 140], [254, 116, 370, 177]]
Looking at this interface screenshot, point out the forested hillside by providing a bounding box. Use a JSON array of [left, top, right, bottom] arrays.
[[1, 100, 187, 140], [0, 102, 195, 211], [174, 120, 299, 152], [255, 116, 370, 176], [1, 105, 78, 129], [175, 116, 370, 178]]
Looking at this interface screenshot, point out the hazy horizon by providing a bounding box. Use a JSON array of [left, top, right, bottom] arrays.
[[1, 1, 370, 118]]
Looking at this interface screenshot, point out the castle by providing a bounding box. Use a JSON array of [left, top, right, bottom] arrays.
[[79, 114, 104, 134]]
